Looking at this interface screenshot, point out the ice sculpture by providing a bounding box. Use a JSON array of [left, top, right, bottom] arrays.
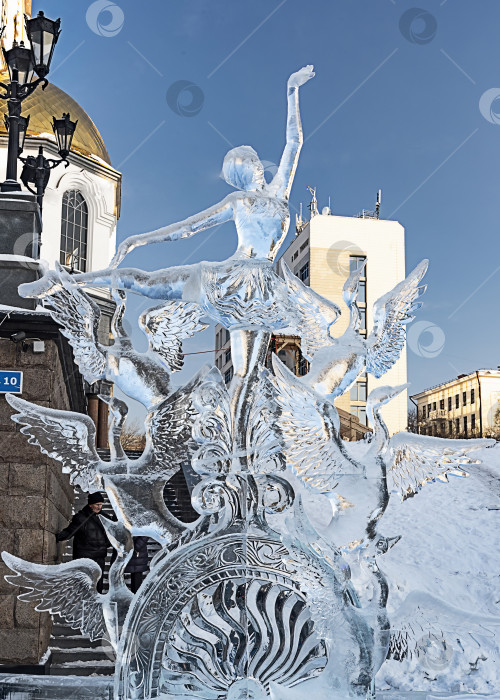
[[2, 65, 498, 700]]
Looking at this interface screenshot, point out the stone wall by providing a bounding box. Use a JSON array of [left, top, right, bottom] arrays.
[[0, 337, 75, 665]]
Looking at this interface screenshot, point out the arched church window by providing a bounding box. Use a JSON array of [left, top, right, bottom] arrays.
[[60, 190, 88, 272]]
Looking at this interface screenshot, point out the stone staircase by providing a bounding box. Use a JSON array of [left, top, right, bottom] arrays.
[[48, 462, 198, 676]]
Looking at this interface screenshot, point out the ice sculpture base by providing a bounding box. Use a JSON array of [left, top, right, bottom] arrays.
[[0, 675, 496, 700]]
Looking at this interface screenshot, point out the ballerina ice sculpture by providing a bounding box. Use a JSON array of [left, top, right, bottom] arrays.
[[2, 66, 498, 700], [20, 65, 315, 473]]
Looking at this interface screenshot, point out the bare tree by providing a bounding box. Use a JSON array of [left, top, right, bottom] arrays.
[[407, 407, 418, 433], [121, 419, 146, 451]]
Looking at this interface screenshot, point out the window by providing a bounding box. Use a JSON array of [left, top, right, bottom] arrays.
[[225, 348, 232, 364], [439, 399, 445, 410], [349, 255, 366, 274], [463, 416, 468, 435], [471, 414, 476, 431], [471, 389, 475, 404], [225, 328, 230, 343], [224, 367, 233, 385], [422, 405, 426, 419], [448, 397, 452, 411], [350, 380, 367, 402], [463, 391, 467, 406], [432, 402, 436, 411], [357, 280, 366, 304], [427, 403, 431, 414], [351, 405, 367, 426], [448, 421, 452, 435], [299, 262, 309, 282], [60, 190, 88, 272], [455, 394, 459, 409], [299, 240, 308, 252], [455, 418, 460, 433]]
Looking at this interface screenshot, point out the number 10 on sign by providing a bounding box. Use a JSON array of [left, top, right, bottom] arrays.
[[0, 371, 23, 394]]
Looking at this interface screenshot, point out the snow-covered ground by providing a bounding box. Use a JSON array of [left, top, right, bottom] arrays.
[[375, 443, 500, 695]]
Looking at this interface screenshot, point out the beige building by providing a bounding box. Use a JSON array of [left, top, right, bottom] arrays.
[[411, 369, 500, 439], [215, 191, 408, 436]]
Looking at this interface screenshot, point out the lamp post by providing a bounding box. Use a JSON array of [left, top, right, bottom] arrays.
[[6, 111, 77, 258], [19, 113, 78, 211], [0, 10, 61, 193]]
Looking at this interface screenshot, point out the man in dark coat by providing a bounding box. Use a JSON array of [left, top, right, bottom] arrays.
[[125, 536, 149, 594], [56, 492, 114, 594]]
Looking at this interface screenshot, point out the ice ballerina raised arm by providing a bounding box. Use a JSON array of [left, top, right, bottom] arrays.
[[106, 64, 315, 269]]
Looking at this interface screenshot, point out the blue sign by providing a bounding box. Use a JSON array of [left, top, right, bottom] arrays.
[[0, 371, 23, 394]]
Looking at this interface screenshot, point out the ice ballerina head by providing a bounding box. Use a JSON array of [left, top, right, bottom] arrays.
[[222, 145, 266, 191]]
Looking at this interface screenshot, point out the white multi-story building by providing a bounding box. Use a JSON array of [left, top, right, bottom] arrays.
[[411, 369, 500, 438], [215, 193, 408, 436]]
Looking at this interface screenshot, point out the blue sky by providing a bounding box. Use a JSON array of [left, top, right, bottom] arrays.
[[36, 0, 500, 399]]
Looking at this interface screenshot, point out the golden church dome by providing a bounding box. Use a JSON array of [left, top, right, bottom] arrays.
[[0, 69, 112, 166]]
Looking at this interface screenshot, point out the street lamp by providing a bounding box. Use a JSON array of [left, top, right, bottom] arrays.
[[9, 111, 76, 259], [18, 112, 78, 214], [25, 11, 61, 80], [52, 113, 78, 159], [3, 113, 29, 155], [0, 10, 61, 193]]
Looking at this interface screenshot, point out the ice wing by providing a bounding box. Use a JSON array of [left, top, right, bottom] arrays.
[[5, 394, 102, 491], [140, 365, 213, 476], [389, 590, 500, 661], [281, 260, 341, 361], [141, 301, 208, 372], [2, 552, 107, 642], [247, 369, 286, 475], [272, 356, 360, 493], [386, 432, 495, 500], [366, 260, 428, 378], [42, 263, 106, 384]]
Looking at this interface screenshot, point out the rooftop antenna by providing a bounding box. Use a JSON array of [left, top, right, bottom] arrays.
[[375, 189, 382, 219], [322, 195, 332, 216], [307, 186, 318, 217]]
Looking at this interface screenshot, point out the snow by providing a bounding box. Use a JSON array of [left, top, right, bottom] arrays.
[[0, 303, 50, 315], [0, 254, 37, 263], [374, 444, 500, 695]]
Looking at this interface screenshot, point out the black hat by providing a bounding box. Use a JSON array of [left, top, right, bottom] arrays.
[[88, 492, 105, 505]]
